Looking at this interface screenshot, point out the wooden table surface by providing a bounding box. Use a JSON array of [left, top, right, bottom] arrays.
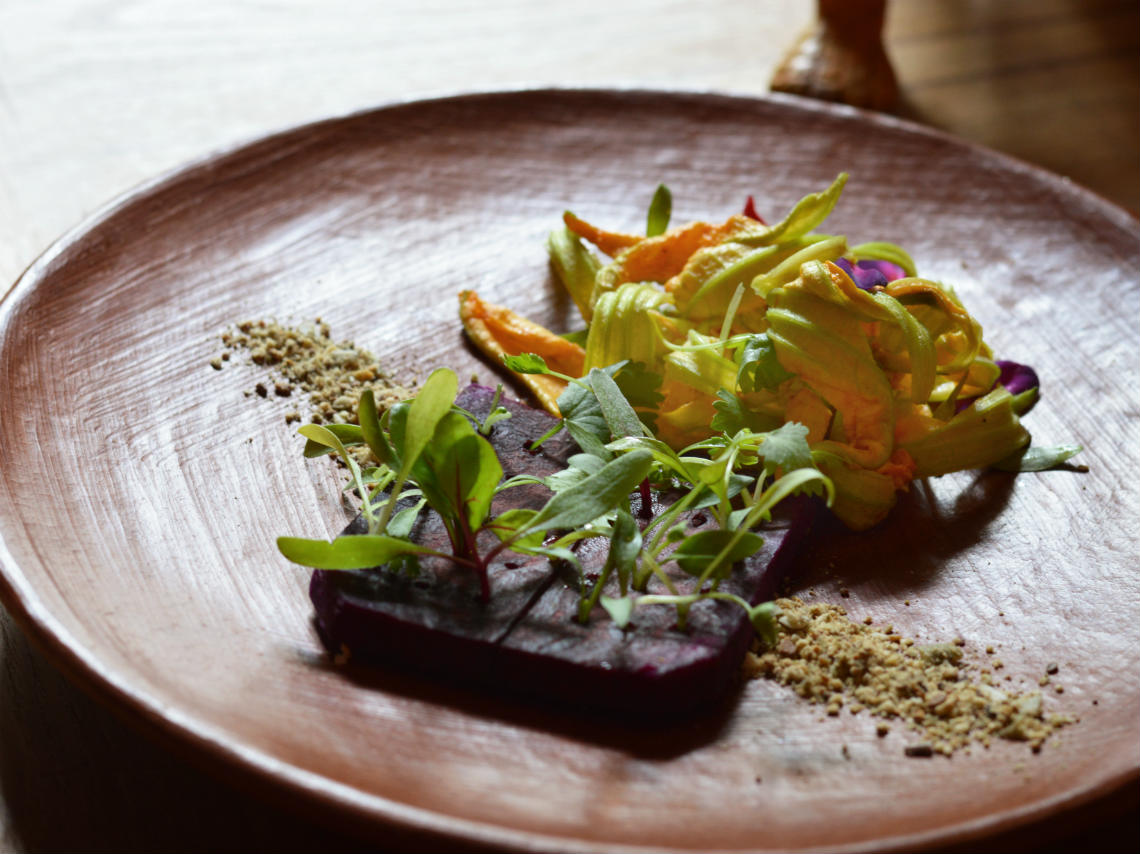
[[1, 1, 1136, 851]]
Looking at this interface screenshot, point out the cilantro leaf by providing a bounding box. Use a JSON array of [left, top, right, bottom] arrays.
[[711, 389, 782, 435], [736, 334, 792, 393], [502, 353, 551, 374], [754, 422, 814, 480], [543, 452, 607, 493]]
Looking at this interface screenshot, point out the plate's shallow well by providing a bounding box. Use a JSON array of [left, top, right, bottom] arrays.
[[0, 90, 1137, 852]]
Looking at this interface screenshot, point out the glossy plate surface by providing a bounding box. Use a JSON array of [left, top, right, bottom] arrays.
[[0, 90, 1136, 852]]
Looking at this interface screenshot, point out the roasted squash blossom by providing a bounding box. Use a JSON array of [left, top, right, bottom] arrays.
[[460, 175, 1070, 530]]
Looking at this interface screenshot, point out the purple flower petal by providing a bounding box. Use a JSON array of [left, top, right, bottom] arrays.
[[835, 258, 907, 291], [868, 260, 907, 282], [997, 360, 1040, 414], [996, 360, 1039, 396], [955, 360, 1040, 414]]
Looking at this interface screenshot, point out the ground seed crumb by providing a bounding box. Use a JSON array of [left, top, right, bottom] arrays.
[[215, 318, 412, 457], [745, 598, 1074, 756]]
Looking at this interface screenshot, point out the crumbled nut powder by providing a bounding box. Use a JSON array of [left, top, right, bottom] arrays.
[[217, 319, 412, 461], [745, 598, 1074, 756]]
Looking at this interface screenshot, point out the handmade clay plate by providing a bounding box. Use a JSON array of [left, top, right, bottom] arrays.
[[0, 90, 1136, 852]]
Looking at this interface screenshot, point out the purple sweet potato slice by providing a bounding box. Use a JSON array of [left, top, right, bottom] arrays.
[[309, 384, 817, 716]]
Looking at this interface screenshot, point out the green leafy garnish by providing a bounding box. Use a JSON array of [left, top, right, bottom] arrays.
[[646, 184, 672, 237], [277, 534, 442, 569], [735, 334, 793, 393], [994, 443, 1084, 472], [280, 365, 832, 630], [502, 353, 551, 375]]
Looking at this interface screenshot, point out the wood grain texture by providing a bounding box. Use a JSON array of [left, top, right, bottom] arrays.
[[0, 90, 1136, 852]]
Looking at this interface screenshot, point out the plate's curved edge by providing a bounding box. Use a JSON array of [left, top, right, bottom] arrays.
[[869, 765, 1140, 854], [0, 87, 1137, 854], [1, 85, 1136, 311]]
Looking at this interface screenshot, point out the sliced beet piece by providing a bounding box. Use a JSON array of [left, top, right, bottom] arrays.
[[498, 496, 815, 715], [309, 384, 817, 717], [309, 385, 574, 678]]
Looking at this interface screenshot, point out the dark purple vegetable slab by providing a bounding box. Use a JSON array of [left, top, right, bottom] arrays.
[[310, 384, 817, 716], [500, 496, 814, 714]]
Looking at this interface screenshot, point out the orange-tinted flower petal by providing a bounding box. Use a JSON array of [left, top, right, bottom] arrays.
[[458, 290, 583, 416]]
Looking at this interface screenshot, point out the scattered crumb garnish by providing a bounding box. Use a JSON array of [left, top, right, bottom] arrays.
[[217, 318, 412, 461], [745, 598, 1074, 756]]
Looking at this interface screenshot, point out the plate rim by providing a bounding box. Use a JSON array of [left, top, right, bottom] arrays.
[[1, 86, 1137, 853]]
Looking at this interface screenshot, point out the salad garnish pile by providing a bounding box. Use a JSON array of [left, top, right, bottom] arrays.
[[278, 176, 1080, 639], [460, 174, 1080, 530]]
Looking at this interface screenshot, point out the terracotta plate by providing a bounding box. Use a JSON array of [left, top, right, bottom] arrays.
[[0, 90, 1136, 852]]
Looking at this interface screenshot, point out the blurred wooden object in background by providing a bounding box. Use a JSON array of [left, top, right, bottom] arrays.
[[886, 0, 1139, 213], [772, 0, 1139, 213], [771, 0, 899, 111]]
